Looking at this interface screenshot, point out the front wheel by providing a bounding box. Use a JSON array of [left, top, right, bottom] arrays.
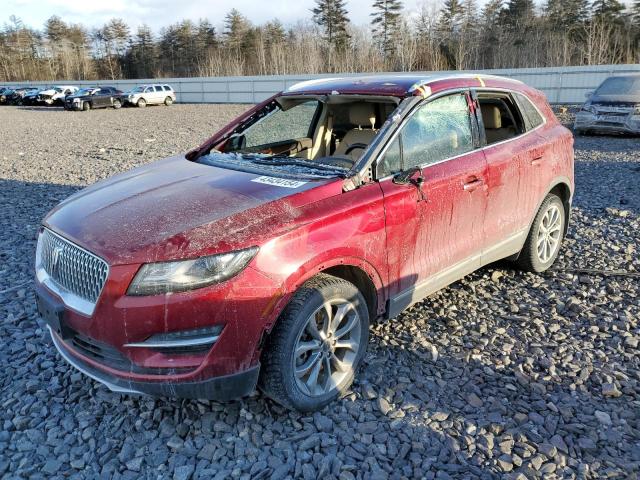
[[260, 274, 369, 412], [82, 101, 91, 111], [113, 99, 122, 109], [164, 96, 173, 106], [137, 98, 146, 108], [516, 193, 566, 273]]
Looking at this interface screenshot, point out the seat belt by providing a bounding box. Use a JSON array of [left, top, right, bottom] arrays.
[[325, 113, 333, 155]]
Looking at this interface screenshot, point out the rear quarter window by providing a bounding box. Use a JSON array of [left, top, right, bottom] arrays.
[[514, 93, 545, 131], [163, 86, 172, 91]]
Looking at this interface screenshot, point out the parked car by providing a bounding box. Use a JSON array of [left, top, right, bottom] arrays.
[[38, 85, 79, 106], [575, 74, 640, 135], [124, 84, 176, 107], [8, 87, 40, 105], [35, 74, 574, 411], [64, 86, 124, 111], [0, 87, 13, 104], [22, 86, 51, 106]]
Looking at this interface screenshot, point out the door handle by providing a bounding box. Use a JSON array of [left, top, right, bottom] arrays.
[[530, 155, 544, 166], [463, 178, 484, 192]]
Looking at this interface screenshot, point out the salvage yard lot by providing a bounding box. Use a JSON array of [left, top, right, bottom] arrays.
[[1, 104, 639, 479]]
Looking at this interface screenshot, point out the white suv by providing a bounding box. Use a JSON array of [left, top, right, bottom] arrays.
[[125, 84, 176, 107]]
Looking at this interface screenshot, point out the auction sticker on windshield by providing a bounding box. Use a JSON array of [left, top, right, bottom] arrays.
[[251, 176, 308, 188]]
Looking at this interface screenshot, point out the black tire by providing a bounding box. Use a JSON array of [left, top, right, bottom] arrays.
[[113, 98, 122, 109], [164, 96, 173, 106], [516, 193, 566, 273], [137, 98, 146, 108], [82, 101, 91, 111], [259, 273, 369, 412]]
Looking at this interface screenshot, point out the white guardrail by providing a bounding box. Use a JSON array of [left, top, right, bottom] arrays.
[[5, 64, 640, 104]]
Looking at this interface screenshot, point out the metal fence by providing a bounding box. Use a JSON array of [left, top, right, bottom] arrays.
[[4, 64, 640, 104]]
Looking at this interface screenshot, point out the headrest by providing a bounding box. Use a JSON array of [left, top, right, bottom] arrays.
[[349, 103, 376, 128], [482, 105, 502, 129]]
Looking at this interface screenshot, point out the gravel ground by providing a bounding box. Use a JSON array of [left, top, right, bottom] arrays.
[[1, 104, 639, 480]]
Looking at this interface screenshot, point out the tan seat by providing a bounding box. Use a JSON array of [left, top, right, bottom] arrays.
[[334, 104, 377, 161], [482, 104, 515, 144]]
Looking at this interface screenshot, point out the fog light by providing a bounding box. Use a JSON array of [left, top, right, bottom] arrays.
[[124, 325, 223, 353]]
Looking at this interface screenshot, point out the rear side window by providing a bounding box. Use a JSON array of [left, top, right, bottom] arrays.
[[163, 86, 172, 91], [154, 86, 163, 92], [514, 93, 544, 131]]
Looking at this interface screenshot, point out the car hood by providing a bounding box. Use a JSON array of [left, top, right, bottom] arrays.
[[44, 155, 341, 265], [590, 94, 640, 106]]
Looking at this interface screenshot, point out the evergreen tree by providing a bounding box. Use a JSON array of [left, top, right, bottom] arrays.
[[312, 0, 351, 49], [438, 0, 465, 34], [264, 20, 286, 46], [633, 1, 640, 26], [592, 0, 626, 24], [500, 0, 535, 29], [370, 0, 403, 56], [544, 0, 590, 30], [44, 16, 68, 43], [224, 9, 251, 50]]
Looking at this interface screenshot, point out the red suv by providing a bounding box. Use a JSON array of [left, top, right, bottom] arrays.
[[35, 74, 574, 411]]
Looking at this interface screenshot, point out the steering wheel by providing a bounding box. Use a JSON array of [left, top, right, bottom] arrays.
[[344, 143, 368, 155]]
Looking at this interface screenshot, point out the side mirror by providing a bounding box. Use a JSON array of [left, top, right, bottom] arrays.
[[393, 166, 423, 185], [584, 91, 594, 99]]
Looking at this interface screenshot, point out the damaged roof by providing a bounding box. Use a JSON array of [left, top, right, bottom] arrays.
[[284, 73, 523, 97]]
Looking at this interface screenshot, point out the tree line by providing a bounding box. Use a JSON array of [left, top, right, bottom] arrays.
[[1, 0, 639, 82]]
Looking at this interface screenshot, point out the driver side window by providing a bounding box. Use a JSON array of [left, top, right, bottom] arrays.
[[378, 93, 474, 177], [243, 101, 319, 148]]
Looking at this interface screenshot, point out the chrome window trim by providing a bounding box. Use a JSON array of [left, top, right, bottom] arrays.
[[371, 87, 549, 182], [35, 228, 109, 317]]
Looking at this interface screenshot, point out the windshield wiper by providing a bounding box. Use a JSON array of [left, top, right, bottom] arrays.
[[249, 155, 348, 174]]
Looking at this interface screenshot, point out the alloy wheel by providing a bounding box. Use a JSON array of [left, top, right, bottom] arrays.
[[536, 204, 562, 263], [293, 299, 361, 397]]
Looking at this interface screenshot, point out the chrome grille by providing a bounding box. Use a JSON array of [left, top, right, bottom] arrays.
[[37, 229, 108, 304]]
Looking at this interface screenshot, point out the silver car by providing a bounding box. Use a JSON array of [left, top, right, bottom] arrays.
[[125, 84, 176, 107], [574, 74, 640, 135]]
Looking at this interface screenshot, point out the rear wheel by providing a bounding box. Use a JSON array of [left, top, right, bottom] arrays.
[[82, 101, 91, 111], [113, 98, 122, 109], [516, 193, 566, 273], [260, 274, 369, 412], [137, 98, 146, 108], [164, 96, 173, 106]]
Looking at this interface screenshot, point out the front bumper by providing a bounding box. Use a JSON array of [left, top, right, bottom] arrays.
[[49, 327, 260, 399], [574, 111, 640, 134]]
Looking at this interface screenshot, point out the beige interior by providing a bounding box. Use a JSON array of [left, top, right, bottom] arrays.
[[333, 103, 378, 160], [481, 104, 515, 144]]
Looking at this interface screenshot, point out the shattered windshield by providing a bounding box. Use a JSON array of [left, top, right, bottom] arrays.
[[596, 77, 640, 96]]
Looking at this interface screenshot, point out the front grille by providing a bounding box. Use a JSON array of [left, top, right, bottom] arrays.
[[38, 228, 108, 304]]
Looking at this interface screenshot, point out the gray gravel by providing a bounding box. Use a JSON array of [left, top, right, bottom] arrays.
[[1, 104, 639, 479]]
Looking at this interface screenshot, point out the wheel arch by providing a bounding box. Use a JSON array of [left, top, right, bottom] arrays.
[[545, 178, 572, 236], [263, 256, 385, 334]]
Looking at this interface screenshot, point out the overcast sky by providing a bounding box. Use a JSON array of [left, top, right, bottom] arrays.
[[5, 0, 634, 32], [5, 0, 458, 31]]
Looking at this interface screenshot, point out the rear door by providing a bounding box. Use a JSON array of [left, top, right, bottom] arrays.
[[476, 90, 548, 264], [153, 85, 164, 103], [377, 92, 488, 317]]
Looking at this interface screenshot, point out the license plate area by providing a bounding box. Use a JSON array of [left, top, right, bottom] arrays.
[[597, 115, 626, 123], [36, 291, 73, 340]]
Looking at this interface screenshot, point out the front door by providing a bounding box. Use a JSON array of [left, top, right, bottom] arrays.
[[377, 92, 488, 317]]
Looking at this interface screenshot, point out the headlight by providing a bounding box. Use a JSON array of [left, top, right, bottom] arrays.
[[127, 247, 259, 295], [634, 105, 640, 115], [72, 98, 80, 103], [581, 104, 596, 114]]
